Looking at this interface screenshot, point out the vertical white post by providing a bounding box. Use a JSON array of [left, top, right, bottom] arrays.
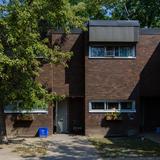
[[55, 101, 58, 131]]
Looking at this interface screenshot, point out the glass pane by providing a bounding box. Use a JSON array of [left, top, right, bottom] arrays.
[[121, 102, 132, 110], [91, 102, 105, 110], [91, 47, 105, 57], [4, 104, 16, 111], [108, 102, 119, 110], [129, 47, 135, 57], [119, 47, 135, 57], [106, 46, 114, 57], [115, 47, 119, 56], [119, 47, 129, 57]]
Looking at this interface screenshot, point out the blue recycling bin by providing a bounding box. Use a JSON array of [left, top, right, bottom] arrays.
[[156, 127, 160, 134], [38, 128, 48, 137]]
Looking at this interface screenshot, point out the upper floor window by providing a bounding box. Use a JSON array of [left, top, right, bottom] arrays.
[[89, 45, 136, 58]]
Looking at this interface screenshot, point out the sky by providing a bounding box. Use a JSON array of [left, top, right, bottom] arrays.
[[0, 0, 9, 5], [0, 0, 4, 5]]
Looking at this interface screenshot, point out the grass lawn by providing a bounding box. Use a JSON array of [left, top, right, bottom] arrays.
[[89, 137, 160, 158], [12, 140, 47, 157]]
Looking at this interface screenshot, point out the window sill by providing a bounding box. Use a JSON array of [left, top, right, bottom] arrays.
[[88, 57, 136, 59], [89, 110, 136, 113], [4, 110, 48, 114]]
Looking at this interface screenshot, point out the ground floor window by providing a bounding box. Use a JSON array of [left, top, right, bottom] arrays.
[[89, 100, 136, 113], [4, 101, 48, 113]]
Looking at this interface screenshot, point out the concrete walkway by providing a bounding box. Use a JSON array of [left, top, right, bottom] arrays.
[[33, 134, 101, 160], [143, 133, 160, 144], [0, 145, 21, 160], [0, 134, 101, 160]]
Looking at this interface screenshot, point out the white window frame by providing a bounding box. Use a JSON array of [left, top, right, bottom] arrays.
[[89, 100, 136, 113], [4, 110, 48, 114], [89, 100, 106, 112], [4, 102, 48, 114], [89, 45, 106, 58], [89, 46, 136, 59]]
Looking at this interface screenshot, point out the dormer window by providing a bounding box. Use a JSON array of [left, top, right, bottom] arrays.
[[89, 45, 136, 58]]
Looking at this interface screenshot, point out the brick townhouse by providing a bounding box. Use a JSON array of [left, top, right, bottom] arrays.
[[3, 20, 160, 137]]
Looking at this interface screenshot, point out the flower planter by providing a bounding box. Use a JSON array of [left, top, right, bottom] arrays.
[[105, 113, 122, 121]]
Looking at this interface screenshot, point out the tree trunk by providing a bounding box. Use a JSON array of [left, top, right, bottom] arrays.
[[0, 106, 8, 144]]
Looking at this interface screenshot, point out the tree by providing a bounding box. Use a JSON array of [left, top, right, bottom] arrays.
[[70, 0, 115, 19], [70, 0, 160, 28], [0, 0, 87, 140], [110, 0, 160, 28]]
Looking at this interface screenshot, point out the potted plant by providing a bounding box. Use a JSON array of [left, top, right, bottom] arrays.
[[105, 112, 122, 121]]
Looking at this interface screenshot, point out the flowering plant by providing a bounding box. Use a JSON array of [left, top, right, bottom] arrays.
[[105, 112, 122, 120]]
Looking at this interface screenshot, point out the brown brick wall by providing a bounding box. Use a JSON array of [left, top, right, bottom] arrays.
[[5, 62, 54, 137], [5, 106, 53, 137], [5, 32, 85, 137], [139, 36, 160, 97], [5, 31, 160, 137], [85, 34, 160, 137], [51, 33, 85, 97]]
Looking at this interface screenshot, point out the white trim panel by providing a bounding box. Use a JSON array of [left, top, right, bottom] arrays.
[[4, 110, 48, 114]]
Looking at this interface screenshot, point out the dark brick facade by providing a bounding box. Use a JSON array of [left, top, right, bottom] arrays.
[[51, 33, 85, 97], [5, 32, 85, 137], [5, 106, 53, 137], [85, 34, 160, 137], [4, 25, 160, 137]]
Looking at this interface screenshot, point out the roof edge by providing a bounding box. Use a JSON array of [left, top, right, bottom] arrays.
[[140, 28, 160, 35], [89, 20, 140, 27]]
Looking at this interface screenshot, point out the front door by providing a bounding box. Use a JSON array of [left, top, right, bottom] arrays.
[[56, 100, 68, 133]]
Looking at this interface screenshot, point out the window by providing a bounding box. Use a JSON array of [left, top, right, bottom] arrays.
[[89, 100, 135, 113], [4, 102, 48, 114], [91, 102, 105, 110], [90, 46, 105, 57], [120, 102, 135, 111], [89, 46, 135, 58], [89, 101, 106, 112], [108, 102, 119, 110], [106, 47, 115, 57]]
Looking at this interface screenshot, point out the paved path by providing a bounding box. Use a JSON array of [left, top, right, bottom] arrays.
[[1, 134, 160, 160], [32, 134, 101, 160], [0, 144, 21, 160], [102, 157, 160, 160], [0, 134, 101, 160], [143, 133, 160, 144]]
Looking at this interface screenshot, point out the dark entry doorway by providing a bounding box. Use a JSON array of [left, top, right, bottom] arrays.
[[141, 97, 160, 132], [54, 97, 85, 134]]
